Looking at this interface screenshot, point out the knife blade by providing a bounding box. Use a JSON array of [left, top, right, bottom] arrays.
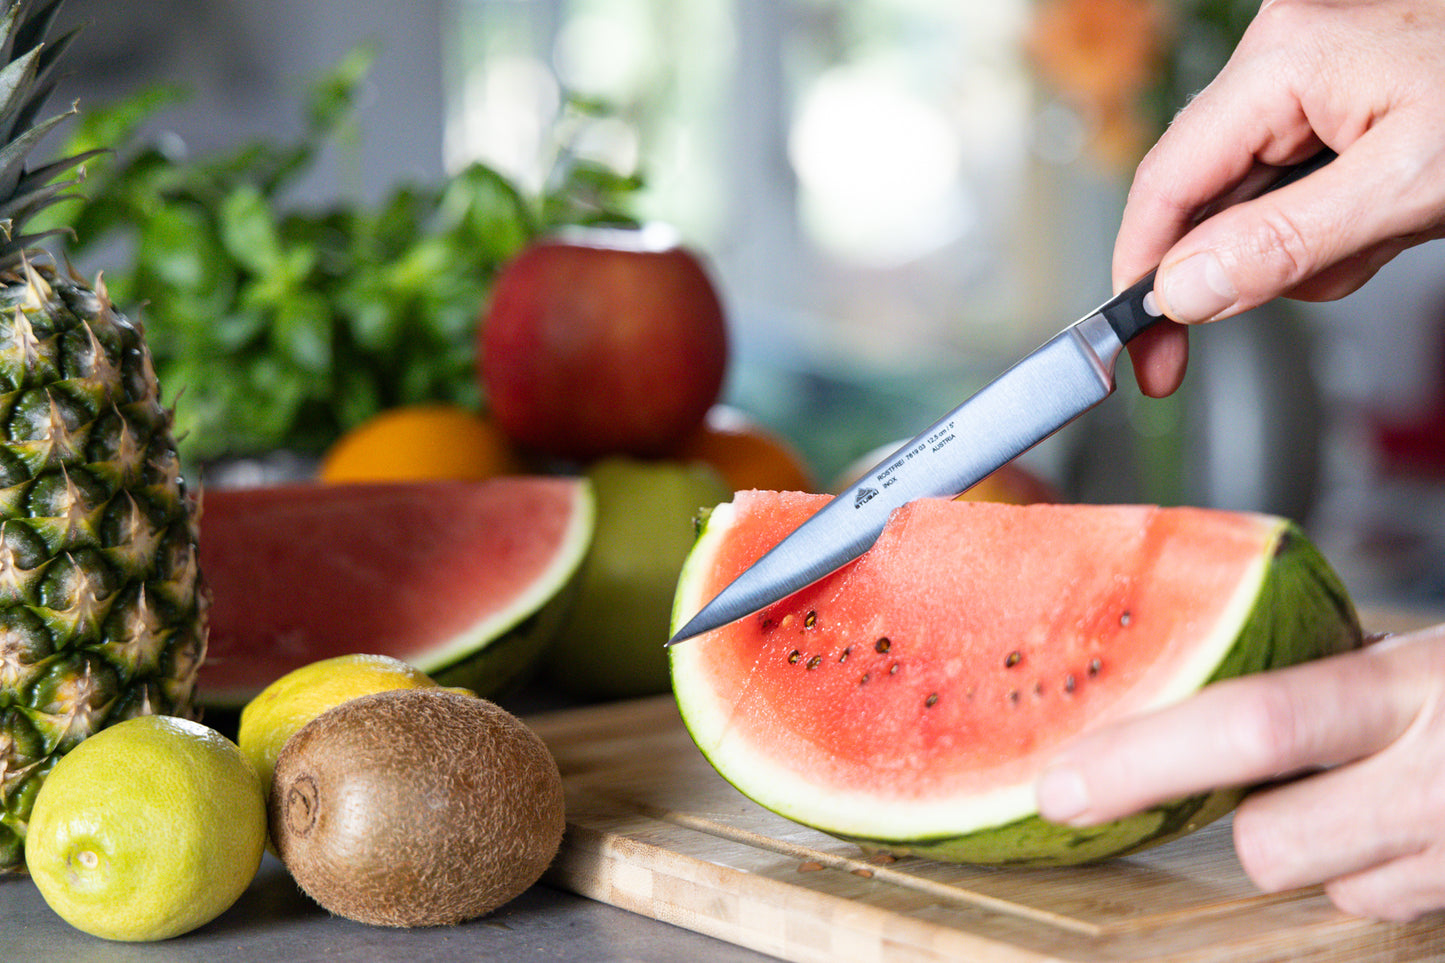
[[668, 149, 1336, 647]]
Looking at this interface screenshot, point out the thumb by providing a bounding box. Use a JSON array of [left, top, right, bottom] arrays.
[[1153, 133, 1443, 323]]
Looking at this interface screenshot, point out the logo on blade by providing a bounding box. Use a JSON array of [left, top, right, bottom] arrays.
[[854, 487, 878, 508]]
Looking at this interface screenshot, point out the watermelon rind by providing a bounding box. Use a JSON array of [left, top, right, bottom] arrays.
[[413, 483, 596, 690], [429, 576, 582, 695], [670, 500, 1361, 867]]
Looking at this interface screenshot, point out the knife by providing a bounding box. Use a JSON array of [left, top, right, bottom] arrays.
[[668, 149, 1337, 646]]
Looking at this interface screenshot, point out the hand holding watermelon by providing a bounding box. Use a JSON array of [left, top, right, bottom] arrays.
[[1037, 625, 1445, 923]]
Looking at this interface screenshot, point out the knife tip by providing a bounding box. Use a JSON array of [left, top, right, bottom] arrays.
[[667, 606, 726, 647], [664, 622, 699, 648]]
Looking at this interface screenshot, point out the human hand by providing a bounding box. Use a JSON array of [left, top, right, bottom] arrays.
[[1035, 625, 1445, 921], [1115, 0, 1445, 397]]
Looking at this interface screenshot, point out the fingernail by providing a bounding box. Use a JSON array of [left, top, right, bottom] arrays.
[[1036, 766, 1090, 823], [1157, 251, 1237, 322]]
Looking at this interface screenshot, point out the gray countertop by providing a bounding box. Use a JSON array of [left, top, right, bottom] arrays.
[[4, 852, 777, 961]]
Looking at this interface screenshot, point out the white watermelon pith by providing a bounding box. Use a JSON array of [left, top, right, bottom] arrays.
[[670, 493, 1361, 865]]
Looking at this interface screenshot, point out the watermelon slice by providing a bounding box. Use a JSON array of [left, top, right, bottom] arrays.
[[670, 492, 1361, 866], [197, 477, 594, 709]]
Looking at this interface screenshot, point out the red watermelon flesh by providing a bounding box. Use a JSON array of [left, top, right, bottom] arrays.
[[197, 477, 594, 709], [670, 492, 1361, 864]]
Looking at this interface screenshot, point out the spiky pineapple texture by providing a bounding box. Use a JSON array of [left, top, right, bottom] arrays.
[[0, 262, 206, 871], [0, 0, 207, 872]]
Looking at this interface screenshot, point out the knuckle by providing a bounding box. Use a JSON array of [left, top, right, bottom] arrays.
[[1127, 151, 1191, 219], [1234, 202, 1318, 292], [1227, 680, 1301, 776], [1251, 0, 1320, 44]]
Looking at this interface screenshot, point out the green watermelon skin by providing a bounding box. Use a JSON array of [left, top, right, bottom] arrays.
[[671, 496, 1361, 867]]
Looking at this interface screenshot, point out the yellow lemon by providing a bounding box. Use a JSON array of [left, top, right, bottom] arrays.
[[318, 403, 527, 483], [238, 654, 469, 804], [25, 716, 267, 942]]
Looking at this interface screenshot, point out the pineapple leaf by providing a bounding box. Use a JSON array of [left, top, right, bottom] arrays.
[[0, 43, 40, 126]]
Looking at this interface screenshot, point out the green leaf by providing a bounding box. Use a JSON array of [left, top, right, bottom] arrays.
[[336, 277, 397, 352], [213, 305, 269, 352], [44, 42, 642, 465], [239, 356, 308, 441], [307, 42, 377, 135], [134, 204, 214, 291], [218, 184, 283, 275], [69, 84, 188, 157], [271, 290, 333, 375]]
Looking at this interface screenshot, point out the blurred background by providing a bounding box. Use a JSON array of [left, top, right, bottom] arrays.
[[48, 0, 1445, 608]]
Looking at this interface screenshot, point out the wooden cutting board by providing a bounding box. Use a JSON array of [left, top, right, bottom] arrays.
[[529, 607, 1445, 963]]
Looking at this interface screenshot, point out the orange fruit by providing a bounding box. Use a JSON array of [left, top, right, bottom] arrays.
[[953, 462, 1059, 504], [673, 405, 816, 493], [318, 403, 527, 483]]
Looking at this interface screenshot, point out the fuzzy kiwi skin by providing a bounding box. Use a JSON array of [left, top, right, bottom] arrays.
[[269, 689, 565, 927]]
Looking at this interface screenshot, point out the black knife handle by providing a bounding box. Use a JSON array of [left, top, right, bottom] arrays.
[[1098, 147, 1338, 344]]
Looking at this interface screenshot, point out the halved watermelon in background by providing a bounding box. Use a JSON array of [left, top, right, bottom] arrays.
[[197, 477, 594, 709], [670, 492, 1361, 866]]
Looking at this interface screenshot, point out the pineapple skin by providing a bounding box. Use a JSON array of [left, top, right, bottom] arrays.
[[0, 262, 207, 872]]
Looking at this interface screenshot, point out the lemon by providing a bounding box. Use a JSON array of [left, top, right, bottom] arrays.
[[25, 716, 266, 942], [238, 654, 468, 803]]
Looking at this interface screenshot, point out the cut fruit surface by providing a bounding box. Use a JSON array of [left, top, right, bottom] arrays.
[[198, 477, 594, 708], [670, 493, 1361, 864]]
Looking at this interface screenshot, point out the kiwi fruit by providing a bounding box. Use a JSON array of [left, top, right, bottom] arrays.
[[269, 688, 565, 927]]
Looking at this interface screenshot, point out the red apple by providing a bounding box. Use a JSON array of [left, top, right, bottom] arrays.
[[479, 226, 729, 460]]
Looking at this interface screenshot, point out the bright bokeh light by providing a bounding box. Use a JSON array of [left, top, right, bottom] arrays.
[[789, 64, 970, 266], [447, 0, 1047, 365], [449, 53, 559, 191], [553, 5, 651, 100]]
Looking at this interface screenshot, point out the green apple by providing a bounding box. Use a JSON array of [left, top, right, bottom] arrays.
[[547, 457, 731, 699]]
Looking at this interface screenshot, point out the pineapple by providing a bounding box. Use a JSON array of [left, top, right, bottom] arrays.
[[0, 0, 206, 871]]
